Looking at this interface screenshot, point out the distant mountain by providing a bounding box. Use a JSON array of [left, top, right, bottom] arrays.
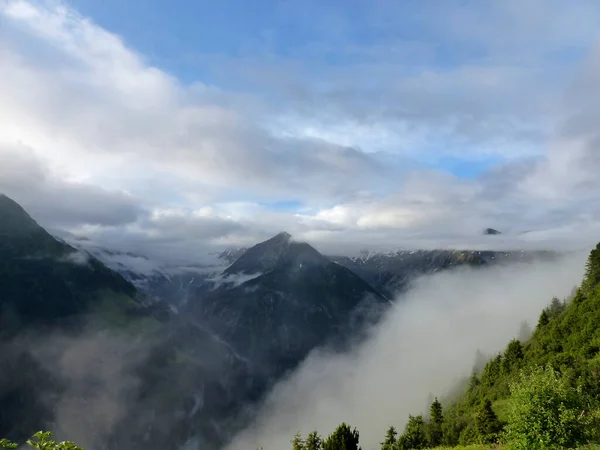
[[78, 229, 556, 308], [70, 241, 248, 312], [483, 227, 502, 235], [330, 249, 557, 298], [190, 231, 389, 377], [216, 247, 248, 265], [96, 232, 393, 450]]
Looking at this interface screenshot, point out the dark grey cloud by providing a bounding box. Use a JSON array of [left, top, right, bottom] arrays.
[[0, 144, 144, 228]]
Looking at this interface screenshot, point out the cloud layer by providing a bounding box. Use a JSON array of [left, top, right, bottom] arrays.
[[1, 1, 600, 259]]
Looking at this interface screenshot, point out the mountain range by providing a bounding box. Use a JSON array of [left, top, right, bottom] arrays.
[[0, 194, 558, 450]]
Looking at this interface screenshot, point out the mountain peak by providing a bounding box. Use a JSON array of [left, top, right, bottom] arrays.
[[224, 232, 324, 275], [0, 194, 44, 236], [483, 228, 502, 235], [273, 231, 292, 241]]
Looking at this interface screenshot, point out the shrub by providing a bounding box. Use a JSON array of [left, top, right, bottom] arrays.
[[504, 366, 596, 449]]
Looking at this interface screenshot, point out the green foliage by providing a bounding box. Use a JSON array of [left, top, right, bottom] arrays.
[[397, 415, 428, 450], [481, 354, 502, 388], [292, 432, 305, 450], [1, 432, 83, 450], [583, 243, 600, 293], [546, 297, 567, 319], [504, 366, 597, 449], [380, 426, 397, 450], [537, 309, 549, 329], [0, 439, 17, 449], [323, 423, 361, 450], [474, 400, 502, 444], [428, 398, 444, 447], [306, 431, 323, 450], [501, 340, 524, 375]]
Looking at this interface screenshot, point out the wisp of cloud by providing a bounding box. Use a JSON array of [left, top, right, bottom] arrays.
[[226, 251, 587, 450]]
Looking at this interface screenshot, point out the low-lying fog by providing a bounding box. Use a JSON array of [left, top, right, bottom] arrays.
[[226, 250, 587, 450]]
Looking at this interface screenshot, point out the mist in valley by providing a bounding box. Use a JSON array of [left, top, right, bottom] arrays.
[[226, 250, 587, 450], [0, 249, 588, 450]]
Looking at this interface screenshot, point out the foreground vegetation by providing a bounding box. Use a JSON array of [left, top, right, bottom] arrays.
[[5, 245, 600, 450], [0, 431, 82, 449]]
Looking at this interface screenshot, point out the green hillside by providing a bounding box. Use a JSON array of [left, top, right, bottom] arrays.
[[0, 194, 163, 336]]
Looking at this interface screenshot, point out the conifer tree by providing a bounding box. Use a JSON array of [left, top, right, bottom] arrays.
[[468, 372, 480, 393], [397, 415, 427, 450], [547, 296, 565, 318], [481, 353, 502, 387], [583, 242, 600, 292], [427, 398, 444, 446], [501, 339, 524, 374], [323, 423, 360, 450], [537, 309, 549, 329], [292, 432, 305, 450], [379, 426, 397, 450], [474, 399, 501, 444], [305, 431, 322, 450]]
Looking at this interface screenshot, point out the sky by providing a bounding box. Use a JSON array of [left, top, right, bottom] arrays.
[[1, 0, 600, 261]]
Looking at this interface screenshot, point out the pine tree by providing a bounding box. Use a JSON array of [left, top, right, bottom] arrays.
[[379, 426, 397, 450], [292, 432, 305, 450], [537, 309, 549, 329], [305, 431, 322, 450], [323, 423, 360, 450], [474, 399, 501, 444], [481, 353, 502, 387], [427, 398, 444, 446], [468, 372, 480, 392], [547, 296, 565, 318], [501, 339, 524, 374], [583, 243, 600, 292], [397, 415, 427, 450]]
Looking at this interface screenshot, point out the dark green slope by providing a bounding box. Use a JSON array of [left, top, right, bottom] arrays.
[[0, 194, 146, 334], [0, 195, 167, 443]]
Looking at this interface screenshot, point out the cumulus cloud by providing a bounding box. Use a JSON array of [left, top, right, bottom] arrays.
[[0, 1, 389, 202], [1, 0, 600, 259], [226, 250, 587, 450]]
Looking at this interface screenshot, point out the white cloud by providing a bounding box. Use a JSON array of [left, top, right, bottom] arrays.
[[1, 0, 600, 259]]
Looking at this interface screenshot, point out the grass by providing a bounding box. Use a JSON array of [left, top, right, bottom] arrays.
[[430, 445, 600, 450], [430, 446, 498, 450]]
